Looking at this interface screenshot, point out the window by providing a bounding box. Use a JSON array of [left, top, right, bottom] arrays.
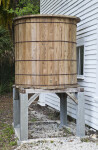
[[77, 46, 84, 78]]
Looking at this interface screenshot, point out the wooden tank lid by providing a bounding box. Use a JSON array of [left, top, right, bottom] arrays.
[[13, 14, 80, 23]]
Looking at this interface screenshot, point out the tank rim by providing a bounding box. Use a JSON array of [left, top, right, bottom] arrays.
[[13, 14, 80, 23]]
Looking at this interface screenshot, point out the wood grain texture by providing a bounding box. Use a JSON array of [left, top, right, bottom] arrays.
[[14, 15, 79, 89]]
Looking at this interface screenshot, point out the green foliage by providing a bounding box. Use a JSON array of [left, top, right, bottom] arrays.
[[0, 0, 40, 30], [0, 0, 13, 30], [9, 140, 17, 146], [0, 26, 14, 94], [0, 26, 13, 56], [0, 0, 40, 93], [9, 0, 40, 16]]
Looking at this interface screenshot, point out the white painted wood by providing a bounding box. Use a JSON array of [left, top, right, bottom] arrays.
[[95, 19, 98, 97], [84, 73, 96, 78], [25, 88, 81, 94], [72, 4, 98, 19], [84, 65, 96, 69], [77, 31, 97, 39], [84, 68, 96, 73], [38, 93, 46, 106], [76, 92, 85, 137], [64, 1, 98, 16], [46, 101, 60, 111], [85, 55, 96, 60], [50, 0, 88, 15], [84, 92, 95, 98], [45, 97, 60, 106], [85, 104, 98, 113], [66, 93, 78, 104], [85, 120, 98, 130], [42, 0, 64, 14], [40, 0, 98, 130], [77, 25, 97, 35], [28, 94, 39, 106], [85, 51, 97, 56], [81, 87, 96, 93], [77, 20, 97, 31], [84, 45, 97, 50], [80, 83, 96, 89], [85, 35, 97, 42], [85, 109, 98, 118], [20, 93, 28, 141], [84, 60, 96, 65]]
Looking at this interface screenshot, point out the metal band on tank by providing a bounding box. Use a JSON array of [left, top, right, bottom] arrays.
[[15, 59, 77, 62], [14, 41, 77, 44], [15, 73, 77, 76], [15, 83, 78, 86], [14, 22, 77, 27]]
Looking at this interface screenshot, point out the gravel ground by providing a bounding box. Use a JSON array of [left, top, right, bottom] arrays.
[[15, 104, 98, 150], [15, 137, 98, 150]]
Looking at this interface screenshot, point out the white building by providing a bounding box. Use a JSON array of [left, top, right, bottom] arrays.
[[39, 0, 98, 130]]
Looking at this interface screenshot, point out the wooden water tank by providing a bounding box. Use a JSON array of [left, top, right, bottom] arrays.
[[14, 15, 80, 89]]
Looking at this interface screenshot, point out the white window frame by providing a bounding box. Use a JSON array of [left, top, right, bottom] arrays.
[[77, 39, 84, 80]]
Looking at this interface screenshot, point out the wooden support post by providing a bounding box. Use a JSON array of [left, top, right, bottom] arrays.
[[13, 88, 20, 128], [76, 92, 85, 137], [20, 93, 28, 140], [59, 93, 67, 128]]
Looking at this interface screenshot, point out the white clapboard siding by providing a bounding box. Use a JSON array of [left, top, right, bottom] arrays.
[[43, 93, 98, 130], [84, 68, 96, 73], [59, 0, 91, 14], [84, 73, 96, 78], [77, 32, 97, 40], [84, 65, 96, 69], [77, 25, 97, 36], [85, 51, 97, 56], [40, 0, 98, 129]]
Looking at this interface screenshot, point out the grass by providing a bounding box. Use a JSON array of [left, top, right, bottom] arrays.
[[0, 123, 17, 150], [0, 94, 17, 150], [50, 140, 54, 143], [48, 112, 60, 120], [64, 127, 72, 135], [81, 138, 91, 142], [31, 118, 37, 122]]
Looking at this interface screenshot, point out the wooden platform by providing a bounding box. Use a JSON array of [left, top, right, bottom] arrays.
[[13, 85, 84, 94]]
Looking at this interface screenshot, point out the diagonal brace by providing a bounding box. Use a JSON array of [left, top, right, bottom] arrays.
[[28, 93, 39, 106]]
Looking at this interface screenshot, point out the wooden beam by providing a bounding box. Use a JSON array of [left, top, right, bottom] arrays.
[[66, 92, 78, 104], [28, 94, 39, 106], [24, 87, 84, 94]]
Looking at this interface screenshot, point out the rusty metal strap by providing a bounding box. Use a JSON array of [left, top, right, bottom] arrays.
[[14, 22, 77, 26], [15, 83, 78, 86], [15, 73, 77, 76], [15, 59, 77, 62], [14, 41, 76, 44]]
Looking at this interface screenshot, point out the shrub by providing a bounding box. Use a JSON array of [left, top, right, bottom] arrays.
[[0, 26, 14, 94]]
